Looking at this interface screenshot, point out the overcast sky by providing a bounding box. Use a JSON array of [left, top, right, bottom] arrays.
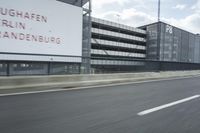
[[92, 0, 200, 34]]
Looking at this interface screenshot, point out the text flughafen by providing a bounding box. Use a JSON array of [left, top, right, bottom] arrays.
[[0, 7, 61, 44]]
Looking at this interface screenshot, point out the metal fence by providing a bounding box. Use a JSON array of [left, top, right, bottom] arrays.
[[90, 57, 200, 74], [1, 57, 200, 76]]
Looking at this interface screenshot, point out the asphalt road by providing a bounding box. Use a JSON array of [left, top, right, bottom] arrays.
[[1, 76, 200, 133]]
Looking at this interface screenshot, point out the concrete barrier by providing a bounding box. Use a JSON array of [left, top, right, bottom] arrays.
[[0, 70, 200, 91]]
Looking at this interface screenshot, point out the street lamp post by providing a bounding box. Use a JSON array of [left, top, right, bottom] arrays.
[[158, 0, 161, 22]]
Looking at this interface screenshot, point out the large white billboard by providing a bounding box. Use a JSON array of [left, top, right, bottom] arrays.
[[0, 0, 82, 62]]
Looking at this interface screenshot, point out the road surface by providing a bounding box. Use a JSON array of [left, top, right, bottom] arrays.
[[1, 76, 200, 133]]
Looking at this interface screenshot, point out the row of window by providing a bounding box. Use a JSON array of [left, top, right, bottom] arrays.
[[0, 64, 6, 68], [92, 17, 146, 34], [91, 39, 146, 50], [91, 49, 146, 58], [91, 59, 145, 66], [91, 28, 146, 42], [0, 63, 80, 75]]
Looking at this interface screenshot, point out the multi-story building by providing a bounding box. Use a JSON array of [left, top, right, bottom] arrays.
[[90, 17, 147, 73], [1, 0, 200, 76], [140, 22, 200, 63]]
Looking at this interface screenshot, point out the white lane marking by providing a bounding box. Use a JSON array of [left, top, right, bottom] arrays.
[[0, 89, 67, 97], [138, 95, 200, 116], [0, 75, 200, 97]]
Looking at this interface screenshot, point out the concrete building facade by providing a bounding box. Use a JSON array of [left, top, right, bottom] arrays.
[[140, 22, 200, 63], [90, 18, 147, 73]]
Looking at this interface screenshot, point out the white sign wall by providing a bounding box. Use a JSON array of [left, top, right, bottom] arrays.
[[0, 0, 83, 62]]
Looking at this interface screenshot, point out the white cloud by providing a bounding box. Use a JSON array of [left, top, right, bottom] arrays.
[[119, 8, 156, 26], [191, 0, 200, 12], [163, 13, 200, 34], [92, 0, 200, 33], [173, 4, 186, 10], [92, 0, 129, 8], [93, 8, 156, 27], [171, 0, 200, 33]]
